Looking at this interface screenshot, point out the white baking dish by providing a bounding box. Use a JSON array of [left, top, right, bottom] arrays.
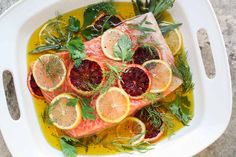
[[0, 0, 232, 157]]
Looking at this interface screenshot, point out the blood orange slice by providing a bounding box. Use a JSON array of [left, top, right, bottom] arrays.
[[143, 60, 172, 93], [96, 87, 130, 123], [48, 93, 82, 130], [32, 54, 66, 92], [68, 58, 104, 96], [27, 71, 44, 99], [135, 109, 163, 143], [133, 45, 161, 65], [118, 64, 151, 99]]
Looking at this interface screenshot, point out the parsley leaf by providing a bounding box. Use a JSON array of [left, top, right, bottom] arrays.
[[66, 97, 95, 120], [113, 35, 134, 62], [80, 98, 96, 120], [83, 1, 116, 28], [66, 98, 80, 107], [167, 95, 191, 125], [67, 16, 80, 32], [66, 37, 86, 67], [60, 137, 77, 157]]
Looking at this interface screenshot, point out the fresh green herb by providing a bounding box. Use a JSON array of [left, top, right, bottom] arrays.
[[42, 105, 53, 124], [30, 16, 81, 54], [66, 98, 80, 107], [30, 45, 61, 54], [132, 0, 175, 22], [67, 16, 80, 32], [81, 25, 100, 40], [66, 97, 95, 120], [140, 103, 163, 129], [91, 64, 123, 94], [175, 51, 194, 93], [60, 136, 87, 157], [81, 15, 117, 41], [160, 22, 182, 35], [129, 24, 156, 33], [105, 133, 152, 153], [60, 137, 77, 157], [143, 92, 160, 104], [80, 98, 96, 120], [66, 37, 86, 67], [160, 112, 175, 136], [83, 1, 116, 28], [166, 95, 191, 125], [113, 35, 134, 62]]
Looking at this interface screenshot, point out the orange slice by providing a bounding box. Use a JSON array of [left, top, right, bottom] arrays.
[[49, 93, 82, 130], [96, 87, 130, 123], [163, 22, 182, 55], [32, 54, 66, 91], [116, 117, 146, 145], [143, 60, 172, 93], [101, 29, 125, 61]]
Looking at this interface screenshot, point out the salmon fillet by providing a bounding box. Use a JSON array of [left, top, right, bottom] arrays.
[[39, 13, 182, 138]]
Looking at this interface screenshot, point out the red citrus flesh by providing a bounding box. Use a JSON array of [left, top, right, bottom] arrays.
[[27, 71, 44, 99], [133, 46, 161, 65], [118, 64, 151, 99], [68, 58, 104, 96], [135, 109, 163, 142], [94, 14, 122, 30]]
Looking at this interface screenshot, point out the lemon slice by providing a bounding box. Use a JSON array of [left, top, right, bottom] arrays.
[[143, 59, 172, 93], [116, 117, 146, 145], [164, 23, 182, 55], [96, 87, 130, 123], [32, 54, 66, 91], [39, 20, 67, 45], [49, 93, 82, 130], [101, 29, 125, 61]]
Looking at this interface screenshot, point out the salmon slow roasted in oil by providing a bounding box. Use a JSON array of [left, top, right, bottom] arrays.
[[29, 13, 183, 138]]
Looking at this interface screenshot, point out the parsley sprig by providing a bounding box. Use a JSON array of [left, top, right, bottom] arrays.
[[113, 35, 135, 62], [60, 136, 87, 157], [165, 95, 192, 125], [66, 97, 96, 120]]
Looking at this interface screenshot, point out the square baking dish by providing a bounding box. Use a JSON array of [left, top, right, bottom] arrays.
[[0, 0, 232, 156]]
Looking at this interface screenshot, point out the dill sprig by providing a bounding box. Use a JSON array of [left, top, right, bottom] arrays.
[[91, 64, 123, 94], [175, 51, 194, 93], [140, 103, 162, 129]]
